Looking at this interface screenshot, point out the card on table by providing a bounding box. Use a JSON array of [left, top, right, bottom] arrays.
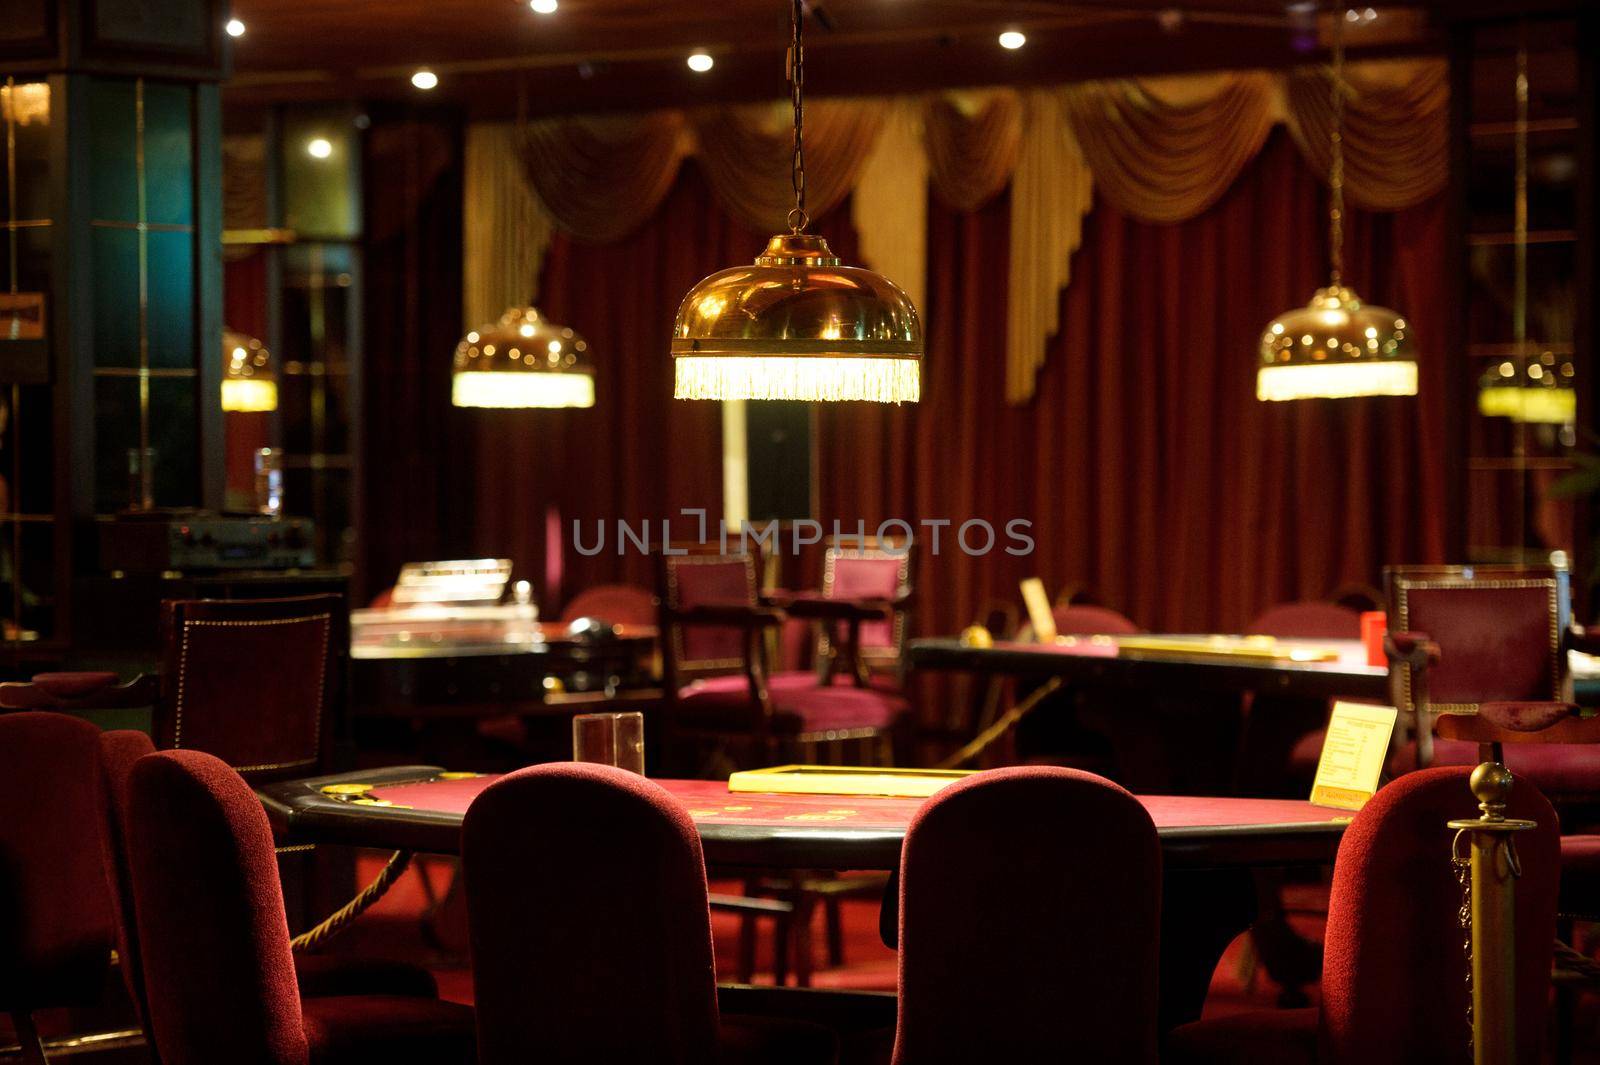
[[1310, 701, 1399, 811]]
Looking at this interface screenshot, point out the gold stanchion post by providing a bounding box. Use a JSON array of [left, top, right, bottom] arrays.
[[1447, 755, 1534, 1065]]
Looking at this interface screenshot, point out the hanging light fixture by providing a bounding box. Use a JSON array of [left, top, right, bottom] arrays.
[[1256, 7, 1416, 402], [452, 306, 594, 409], [1477, 45, 1573, 428], [221, 328, 278, 412], [671, 0, 922, 403]]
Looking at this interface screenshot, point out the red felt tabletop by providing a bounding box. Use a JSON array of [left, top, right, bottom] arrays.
[[364, 776, 1345, 833]]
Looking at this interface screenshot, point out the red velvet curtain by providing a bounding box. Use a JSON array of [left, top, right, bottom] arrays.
[[445, 132, 1448, 632], [817, 131, 1449, 636]]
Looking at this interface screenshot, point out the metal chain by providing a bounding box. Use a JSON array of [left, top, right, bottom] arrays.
[[787, 0, 809, 233], [1328, 5, 1346, 286], [1451, 828, 1474, 1061]]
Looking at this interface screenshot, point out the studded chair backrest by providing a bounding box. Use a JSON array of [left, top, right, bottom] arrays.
[[463, 762, 721, 1065], [1385, 566, 1562, 717], [894, 766, 1161, 1065], [821, 542, 911, 667], [156, 594, 343, 783], [658, 550, 760, 683]]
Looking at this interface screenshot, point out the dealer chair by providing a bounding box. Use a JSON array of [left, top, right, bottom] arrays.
[[0, 713, 117, 1065], [893, 766, 1162, 1065], [124, 749, 475, 1065], [1166, 766, 1560, 1065], [558, 583, 657, 628], [658, 548, 906, 771], [98, 731, 439, 1046], [462, 762, 837, 1065]]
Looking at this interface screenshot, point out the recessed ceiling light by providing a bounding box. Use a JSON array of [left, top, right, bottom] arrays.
[[411, 68, 439, 90], [225, 18, 246, 37], [307, 137, 333, 159], [998, 30, 1026, 50], [687, 51, 714, 72], [530, 0, 557, 12]]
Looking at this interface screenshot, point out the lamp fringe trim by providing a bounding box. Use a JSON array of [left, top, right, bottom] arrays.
[[674, 355, 921, 404]]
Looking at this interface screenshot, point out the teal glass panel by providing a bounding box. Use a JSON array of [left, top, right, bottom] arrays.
[[92, 376, 140, 511], [11, 82, 52, 221], [142, 81, 194, 228], [90, 227, 140, 368], [149, 377, 198, 506], [88, 79, 138, 223], [146, 230, 195, 369]]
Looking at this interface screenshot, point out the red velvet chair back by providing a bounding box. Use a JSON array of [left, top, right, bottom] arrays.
[[0, 712, 115, 1011], [559, 583, 656, 627], [822, 544, 910, 661], [126, 749, 309, 1065], [894, 766, 1161, 1065], [98, 730, 158, 1029], [659, 551, 759, 679], [1247, 601, 1361, 640], [1386, 566, 1561, 717], [1319, 766, 1559, 1065], [1051, 603, 1142, 636], [462, 762, 720, 1065], [157, 594, 344, 783]]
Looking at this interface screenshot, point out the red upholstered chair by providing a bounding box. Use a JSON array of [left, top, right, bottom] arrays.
[[659, 549, 906, 768], [1166, 766, 1561, 1065], [462, 762, 837, 1065], [893, 766, 1162, 1065], [797, 539, 913, 688], [97, 731, 438, 1046], [124, 749, 475, 1065], [1383, 565, 1600, 798], [0, 713, 116, 1064], [155, 594, 344, 784], [558, 583, 657, 627]]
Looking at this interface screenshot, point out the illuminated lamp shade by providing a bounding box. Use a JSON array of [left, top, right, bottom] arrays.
[[221, 329, 278, 412], [672, 233, 921, 403], [452, 307, 594, 409], [1256, 286, 1417, 401], [670, 0, 921, 404], [1477, 357, 1576, 425]]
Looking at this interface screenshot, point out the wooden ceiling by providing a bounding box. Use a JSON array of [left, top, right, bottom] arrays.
[[218, 0, 1528, 116]]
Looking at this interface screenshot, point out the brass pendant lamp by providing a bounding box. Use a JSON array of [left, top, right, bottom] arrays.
[[1476, 46, 1574, 427], [221, 328, 278, 412], [452, 306, 595, 409], [671, 0, 922, 403], [1256, 8, 1416, 402]]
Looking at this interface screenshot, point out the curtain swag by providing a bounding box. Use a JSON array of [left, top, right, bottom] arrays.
[[471, 59, 1446, 403]]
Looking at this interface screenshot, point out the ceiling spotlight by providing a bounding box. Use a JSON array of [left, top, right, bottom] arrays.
[[687, 51, 714, 72], [530, 0, 558, 12], [307, 137, 333, 159], [411, 68, 439, 90], [225, 17, 246, 37], [998, 30, 1026, 50]]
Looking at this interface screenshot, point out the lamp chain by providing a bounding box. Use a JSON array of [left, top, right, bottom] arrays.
[[1328, 4, 1346, 288], [787, 0, 808, 233]]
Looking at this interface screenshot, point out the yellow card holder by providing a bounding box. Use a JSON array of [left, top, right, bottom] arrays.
[[1310, 701, 1398, 811]]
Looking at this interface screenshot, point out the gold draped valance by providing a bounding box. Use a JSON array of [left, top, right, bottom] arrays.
[[690, 100, 886, 233], [474, 58, 1448, 403], [516, 111, 689, 243], [922, 90, 1024, 214]]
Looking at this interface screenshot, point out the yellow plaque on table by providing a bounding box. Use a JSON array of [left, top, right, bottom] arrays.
[[1310, 701, 1398, 811], [729, 765, 972, 798]]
